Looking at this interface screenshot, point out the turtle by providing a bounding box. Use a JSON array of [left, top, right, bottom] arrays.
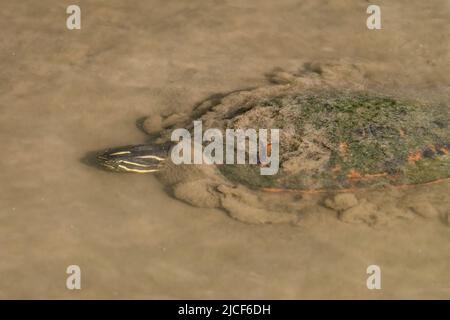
[[94, 63, 450, 226]]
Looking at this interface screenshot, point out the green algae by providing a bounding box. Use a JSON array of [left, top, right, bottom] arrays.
[[219, 91, 450, 190]]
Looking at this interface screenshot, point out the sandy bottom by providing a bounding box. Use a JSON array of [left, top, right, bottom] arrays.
[[1, 0, 450, 299]]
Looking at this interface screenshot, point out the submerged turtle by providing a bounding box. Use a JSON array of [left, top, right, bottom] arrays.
[[95, 63, 450, 226]]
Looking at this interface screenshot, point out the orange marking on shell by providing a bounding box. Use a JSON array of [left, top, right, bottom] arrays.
[[346, 171, 387, 181], [267, 143, 272, 157], [347, 169, 362, 180], [440, 147, 449, 155], [408, 151, 422, 164]]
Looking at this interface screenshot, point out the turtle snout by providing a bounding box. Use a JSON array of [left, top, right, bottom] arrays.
[[96, 154, 118, 171]]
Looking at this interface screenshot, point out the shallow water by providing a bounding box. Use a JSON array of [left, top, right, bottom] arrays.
[[1, 0, 450, 299]]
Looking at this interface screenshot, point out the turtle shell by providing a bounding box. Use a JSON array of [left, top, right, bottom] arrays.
[[216, 90, 450, 192], [143, 64, 450, 225]]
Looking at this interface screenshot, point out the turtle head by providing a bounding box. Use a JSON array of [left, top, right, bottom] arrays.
[[96, 144, 169, 173]]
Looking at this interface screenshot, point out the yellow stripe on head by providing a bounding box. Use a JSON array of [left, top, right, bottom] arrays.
[[136, 155, 166, 161], [109, 151, 131, 156], [121, 160, 156, 168], [117, 164, 160, 173]]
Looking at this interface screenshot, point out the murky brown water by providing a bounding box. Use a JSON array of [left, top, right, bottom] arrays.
[[1, 0, 449, 299]]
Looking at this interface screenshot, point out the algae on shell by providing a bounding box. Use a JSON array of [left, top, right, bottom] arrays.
[[143, 63, 450, 226]]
